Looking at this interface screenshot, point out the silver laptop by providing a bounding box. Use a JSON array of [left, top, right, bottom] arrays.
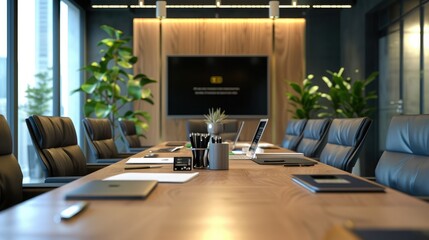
[[229, 119, 268, 160], [65, 180, 158, 200]]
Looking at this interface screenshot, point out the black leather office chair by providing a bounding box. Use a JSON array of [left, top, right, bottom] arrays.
[[83, 118, 133, 162], [1, 115, 59, 210], [375, 115, 429, 197], [319, 117, 372, 173], [186, 119, 239, 141], [118, 119, 150, 153], [0, 115, 23, 210], [26, 115, 107, 183], [281, 119, 307, 151], [295, 118, 331, 158]]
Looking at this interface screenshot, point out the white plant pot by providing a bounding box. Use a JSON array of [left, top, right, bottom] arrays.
[[207, 122, 223, 135]]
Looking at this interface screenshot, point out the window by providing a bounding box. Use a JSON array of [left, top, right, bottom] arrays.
[[377, 1, 429, 153], [18, 0, 53, 182], [60, 0, 82, 143], [402, 10, 421, 114], [0, 0, 6, 116]]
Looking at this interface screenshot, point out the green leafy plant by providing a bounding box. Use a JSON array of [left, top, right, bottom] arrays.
[[286, 74, 326, 119], [22, 70, 53, 116], [73, 25, 156, 137], [321, 68, 378, 118], [204, 108, 228, 124]]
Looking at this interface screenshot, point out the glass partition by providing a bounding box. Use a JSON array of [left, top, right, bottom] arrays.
[[18, 0, 53, 182], [0, 0, 7, 116], [60, 0, 82, 144]]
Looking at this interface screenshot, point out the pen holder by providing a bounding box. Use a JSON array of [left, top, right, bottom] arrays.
[[191, 148, 209, 169], [208, 143, 229, 170]]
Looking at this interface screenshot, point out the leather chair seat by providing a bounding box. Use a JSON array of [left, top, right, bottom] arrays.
[[119, 119, 149, 152], [281, 119, 307, 150], [375, 115, 429, 196], [295, 119, 331, 158], [83, 118, 133, 162], [319, 117, 372, 173]]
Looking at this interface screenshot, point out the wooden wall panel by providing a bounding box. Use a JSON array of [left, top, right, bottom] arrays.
[[133, 19, 161, 146], [134, 18, 305, 145], [162, 19, 273, 142], [272, 19, 306, 144]]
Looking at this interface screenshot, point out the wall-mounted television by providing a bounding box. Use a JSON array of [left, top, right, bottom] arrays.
[[167, 56, 269, 118]]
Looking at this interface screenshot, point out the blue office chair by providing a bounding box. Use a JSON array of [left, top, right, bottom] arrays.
[[295, 119, 331, 158], [281, 119, 307, 151], [375, 115, 429, 197], [319, 117, 372, 173]]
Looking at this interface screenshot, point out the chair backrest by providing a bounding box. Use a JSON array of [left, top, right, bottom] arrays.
[[0, 115, 23, 210], [119, 119, 142, 150], [186, 119, 239, 141], [319, 117, 372, 173], [375, 115, 429, 196], [26, 115, 88, 177], [281, 119, 307, 150], [82, 118, 120, 160], [296, 118, 331, 158]]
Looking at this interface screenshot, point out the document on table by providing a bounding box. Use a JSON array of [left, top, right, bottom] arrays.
[[126, 157, 174, 164], [104, 172, 199, 183]]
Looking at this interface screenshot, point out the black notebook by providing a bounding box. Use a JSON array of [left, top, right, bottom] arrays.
[[65, 180, 158, 200], [292, 174, 385, 193], [253, 157, 316, 166]]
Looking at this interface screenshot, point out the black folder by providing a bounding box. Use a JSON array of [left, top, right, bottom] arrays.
[[292, 174, 385, 193]]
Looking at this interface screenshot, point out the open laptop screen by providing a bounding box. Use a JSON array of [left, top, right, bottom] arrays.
[[247, 119, 269, 157]]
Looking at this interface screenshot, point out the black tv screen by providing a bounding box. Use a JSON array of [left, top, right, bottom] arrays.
[[167, 56, 269, 117]]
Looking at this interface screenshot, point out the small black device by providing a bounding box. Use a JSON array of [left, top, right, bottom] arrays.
[[173, 157, 192, 171]]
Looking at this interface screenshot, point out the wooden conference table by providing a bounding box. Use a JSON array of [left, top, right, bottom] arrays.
[[1, 143, 429, 239]]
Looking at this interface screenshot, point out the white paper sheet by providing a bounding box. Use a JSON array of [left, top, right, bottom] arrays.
[[126, 157, 174, 164], [104, 172, 199, 183]]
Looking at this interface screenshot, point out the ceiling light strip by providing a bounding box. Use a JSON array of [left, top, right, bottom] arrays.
[[130, 5, 156, 8], [92, 5, 129, 8], [280, 5, 310, 8], [94, 4, 351, 9], [312, 5, 352, 8]]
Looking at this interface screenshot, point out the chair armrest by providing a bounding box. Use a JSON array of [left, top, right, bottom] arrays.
[[44, 176, 80, 183], [416, 196, 429, 202], [86, 162, 111, 173], [93, 159, 121, 164], [128, 147, 147, 153], [116, 153, 135, 158], [365, 176, 376, 181], [22, 183, 64, 200]]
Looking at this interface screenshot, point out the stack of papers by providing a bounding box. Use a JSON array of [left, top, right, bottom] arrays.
[[104, 172, 199, 183], [126, 157, 174, 164]]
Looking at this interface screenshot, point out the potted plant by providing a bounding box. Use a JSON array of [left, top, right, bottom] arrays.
[[74, 25, 156, 139], [204, 108, 227, 135], [321, 68, 378, 118], [286, 74, 327, 119]]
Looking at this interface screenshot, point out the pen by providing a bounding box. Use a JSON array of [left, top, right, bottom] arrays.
[[170, 146, 184, 152], [124, 165, 163, 170]]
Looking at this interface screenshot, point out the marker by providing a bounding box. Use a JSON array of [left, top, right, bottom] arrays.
[[60, 201, 89, 220]]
